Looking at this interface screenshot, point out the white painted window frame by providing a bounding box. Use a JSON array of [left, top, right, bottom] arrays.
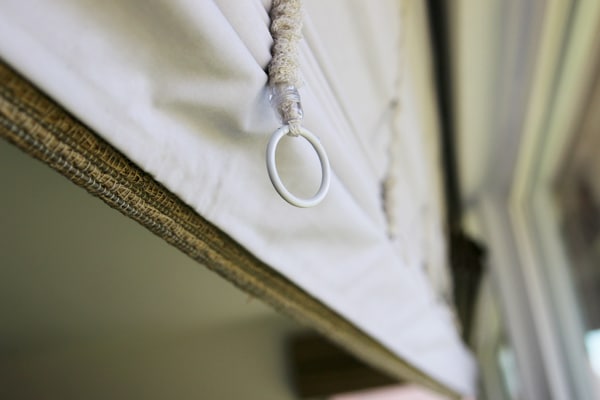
[[454, 1, 600, 399]]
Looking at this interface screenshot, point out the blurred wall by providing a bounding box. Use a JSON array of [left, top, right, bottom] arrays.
[[0, 138, 300, 399]]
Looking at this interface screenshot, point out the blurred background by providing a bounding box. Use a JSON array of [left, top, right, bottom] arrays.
[[0, 137, 303, 399]]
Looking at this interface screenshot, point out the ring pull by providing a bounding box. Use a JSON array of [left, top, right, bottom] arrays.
[[266, 125, 331, 208], [267, 1, 330, 206]]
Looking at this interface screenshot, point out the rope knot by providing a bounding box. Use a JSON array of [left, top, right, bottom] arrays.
[[270, 84, 303, 136], [268, 0, 304, 137]]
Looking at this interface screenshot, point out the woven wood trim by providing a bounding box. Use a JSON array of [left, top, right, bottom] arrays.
[[0, 60, 461, 399]]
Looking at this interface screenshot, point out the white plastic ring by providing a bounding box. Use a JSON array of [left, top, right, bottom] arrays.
[[266, 125, 331, 208]]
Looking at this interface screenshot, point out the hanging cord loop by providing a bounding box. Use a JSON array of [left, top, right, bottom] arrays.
[[266, 0, 330, 207]]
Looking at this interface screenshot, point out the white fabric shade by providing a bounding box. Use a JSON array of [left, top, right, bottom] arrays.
[[0, 0, 475, 394]]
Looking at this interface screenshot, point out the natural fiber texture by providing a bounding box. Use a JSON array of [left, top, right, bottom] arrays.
[[268, 0, 304, 135], [0, 60, 462, 400], [268, 0, 302, 87]]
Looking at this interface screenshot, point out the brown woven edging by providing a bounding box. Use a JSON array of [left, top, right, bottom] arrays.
[[0, 60, 461, 399]]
